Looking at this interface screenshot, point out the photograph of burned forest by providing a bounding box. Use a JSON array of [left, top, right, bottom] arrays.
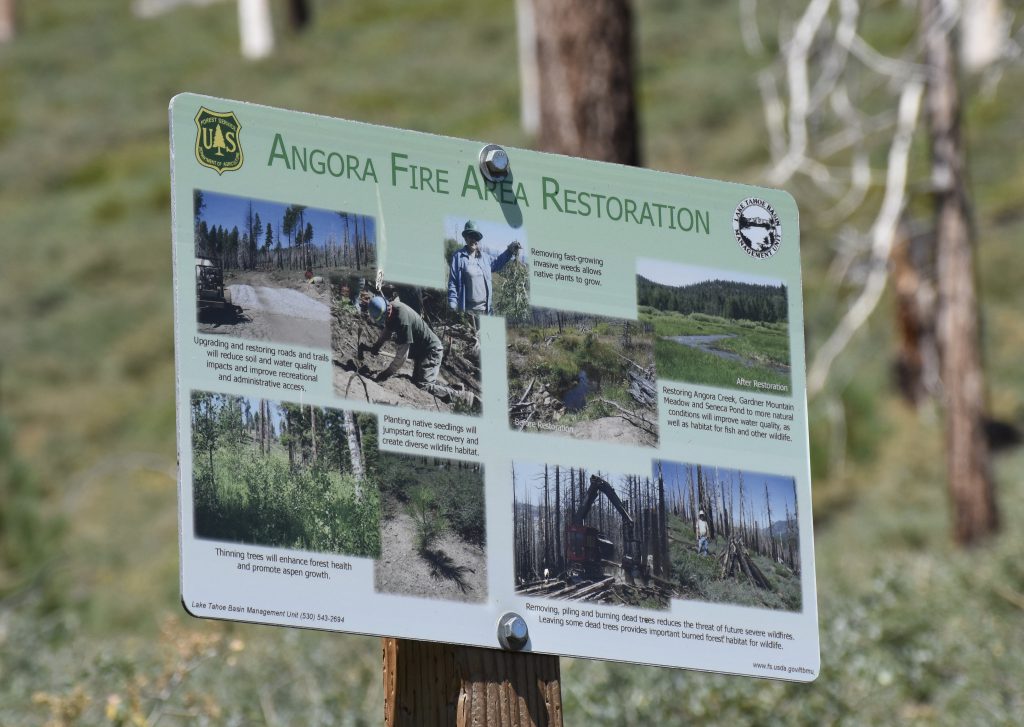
[[513, 460, 802, 613], [194, 189, 376, 349], [331, 283, 482, 415], [659, 460, 802, 611], [513, 462, 673, 610], [637, 259, 791, 394], [506, 308, 658, 446], [191, 392, 380, 558], [374, 453, 486, 603]]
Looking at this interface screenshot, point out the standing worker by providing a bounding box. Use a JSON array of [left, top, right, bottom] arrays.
[[447, 220, 521, 314], [360, 295, 470, 406], [696, 510, 710, 556]]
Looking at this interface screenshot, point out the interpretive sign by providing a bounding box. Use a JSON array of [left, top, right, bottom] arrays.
[[170, 93, 819, 680]]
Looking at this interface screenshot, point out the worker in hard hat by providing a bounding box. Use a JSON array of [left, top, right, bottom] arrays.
[[447, 220, 522, 314], [696, 510, 710, 556], [360, 294, 464, 403]]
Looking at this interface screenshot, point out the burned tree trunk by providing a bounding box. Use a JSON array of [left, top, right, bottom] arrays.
[[0, 0, 15, 43], [922, 0, 998, 545], [532, 0, 639, 166], [891, 223, 940, 405]]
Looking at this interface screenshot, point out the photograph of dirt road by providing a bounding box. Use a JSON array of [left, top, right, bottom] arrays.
[[332, 283, 482, 415], [194, 189, 376, 349], [374, 453, 486, 603], [637, 259, 791, 394], [507, 308, 658, 446]]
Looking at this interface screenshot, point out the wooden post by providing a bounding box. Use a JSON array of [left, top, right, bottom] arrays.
[[383, 638, 563, 726]]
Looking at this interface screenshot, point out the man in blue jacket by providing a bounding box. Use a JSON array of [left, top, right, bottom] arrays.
[[447, 220, 521, 314]]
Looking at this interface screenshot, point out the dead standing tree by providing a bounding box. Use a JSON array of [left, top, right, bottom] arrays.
[[754, 0, 1005, 543]]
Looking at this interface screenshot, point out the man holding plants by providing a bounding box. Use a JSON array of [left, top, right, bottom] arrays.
[[447, 220, 521, 314]]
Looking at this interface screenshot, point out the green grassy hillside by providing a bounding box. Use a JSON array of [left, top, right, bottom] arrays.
[[1, 1, 1022, 724]]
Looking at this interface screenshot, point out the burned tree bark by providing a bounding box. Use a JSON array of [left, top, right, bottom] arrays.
[[922, 0, 998, 545], [0, 0, 15, 43], [531, 0, 639, 166]]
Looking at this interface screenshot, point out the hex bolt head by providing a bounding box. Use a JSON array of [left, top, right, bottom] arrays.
[[497, 612, 529, 651], [479, 144, 510, 182]]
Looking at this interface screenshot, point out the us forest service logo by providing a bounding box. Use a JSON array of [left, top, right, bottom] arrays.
[[194, 107, 243, 174], [733, 198, 781, 259]]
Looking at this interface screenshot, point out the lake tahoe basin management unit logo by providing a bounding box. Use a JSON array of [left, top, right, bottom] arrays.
[[194, 107, 243, 174], [733, 197, 781, 259]]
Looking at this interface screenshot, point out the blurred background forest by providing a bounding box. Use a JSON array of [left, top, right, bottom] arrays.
[[1, 0, 1022, 724]]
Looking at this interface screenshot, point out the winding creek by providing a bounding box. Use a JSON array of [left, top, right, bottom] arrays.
[[665, 334, 790, 374], [562, 370, 593, 412]]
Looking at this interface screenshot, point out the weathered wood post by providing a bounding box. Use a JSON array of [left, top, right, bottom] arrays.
[[383, 638, 563, 726]]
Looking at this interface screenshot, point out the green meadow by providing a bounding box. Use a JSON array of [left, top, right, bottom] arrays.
[[642, 306, 791, 391]]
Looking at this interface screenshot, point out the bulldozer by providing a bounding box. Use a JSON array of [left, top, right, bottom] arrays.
[[565, 474, 644, 583], [195, 256, 234, 317]]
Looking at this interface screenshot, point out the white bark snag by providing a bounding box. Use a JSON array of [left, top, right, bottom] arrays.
[[0, 0, 15, 43], [922, 0, 998, 545], [961, 0, 1007, 72], [238, 0, 274, 61], [342, 410, 363, 496], [532, 0, 639, 165], [515, 0, 540, 136]]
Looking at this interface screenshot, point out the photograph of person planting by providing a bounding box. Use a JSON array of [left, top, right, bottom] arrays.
[[637, 259, 792, 394]]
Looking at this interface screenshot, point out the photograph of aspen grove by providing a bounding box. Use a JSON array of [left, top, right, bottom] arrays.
[[506, 308, 658, 446], [195, 189, 376, 349], [442, 216, 530, 322], [191, 392, 380, 558], [637, 259, 791, 394], [374, 453, 487, 603]]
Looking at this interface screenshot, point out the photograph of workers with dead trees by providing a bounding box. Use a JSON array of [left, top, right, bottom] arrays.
[[190, 391, 380, 559], [331, 281, 482, 414], [374, 453, 486, 603], [513, 462, 672, 610], [637, 259, 792, 394], [443, 217, 529, 321], [507, 308, 658, 446], [194, 189, 376, 349], [658, 459, 802, 611], [512, 460, 801, 613]]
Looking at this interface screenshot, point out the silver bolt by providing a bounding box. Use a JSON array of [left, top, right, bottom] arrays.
[[497, 612, 529, 651], [479, 144, 510, 182]]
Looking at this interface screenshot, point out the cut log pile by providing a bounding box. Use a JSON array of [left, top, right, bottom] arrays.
[[618, 353, 657, 407], [508, 377, 567, 430], [516, 575, 671, 607], [718, 538, 773, 590]]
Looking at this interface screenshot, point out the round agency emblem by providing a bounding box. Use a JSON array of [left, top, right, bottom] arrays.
[[733, 198, 782, 259]]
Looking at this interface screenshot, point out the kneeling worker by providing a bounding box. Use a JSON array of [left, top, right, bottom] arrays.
[[360, 295, 466, 405]]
